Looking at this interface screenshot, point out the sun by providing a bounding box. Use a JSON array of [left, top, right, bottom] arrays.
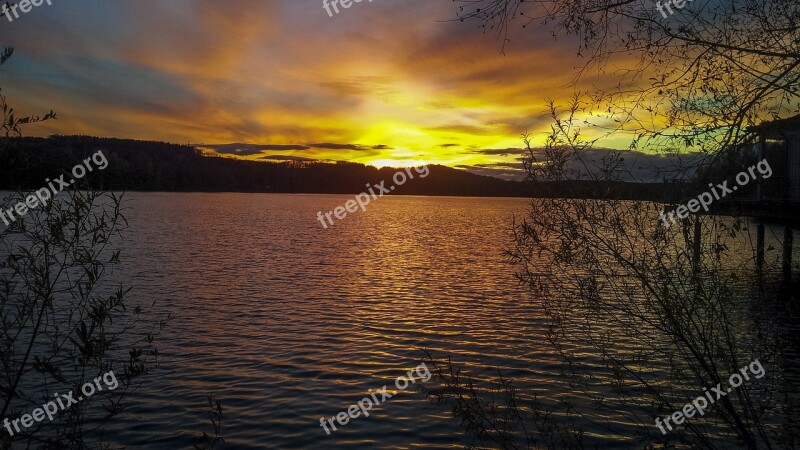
[[368, 158, 425, 168]]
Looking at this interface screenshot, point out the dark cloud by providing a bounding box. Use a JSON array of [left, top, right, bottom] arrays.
[[258, 155, 318, 161], [259, 144, 311, 151], [372, 144, 392, 150], [202, 143, 311, 156], [473, 148, 523, 156], [308, 143, 368, 150]]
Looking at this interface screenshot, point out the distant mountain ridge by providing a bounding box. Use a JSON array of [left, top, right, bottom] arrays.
[[0, 136, 530, 197], [0, 136, 689, 200]]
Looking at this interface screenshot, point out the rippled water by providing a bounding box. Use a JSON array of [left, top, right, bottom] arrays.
[[8, 192, 788, 449], [102, 193, 543, 449]]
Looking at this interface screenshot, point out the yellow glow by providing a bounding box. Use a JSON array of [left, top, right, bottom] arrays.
[[369, 159, 423, 168], [9, 0, 660, 175]]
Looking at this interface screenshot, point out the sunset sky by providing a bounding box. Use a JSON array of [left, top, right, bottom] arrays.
[[1, 0, 661, 177]]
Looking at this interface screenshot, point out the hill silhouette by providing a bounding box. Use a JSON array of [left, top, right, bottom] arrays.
[[0, 136, 531, 196], [0, 136, 687, 200]]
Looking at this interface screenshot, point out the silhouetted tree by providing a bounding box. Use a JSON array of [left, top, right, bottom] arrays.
[[454, 0, 799, 157], [1, 47, 165, 449], [423, 98, 796, 449]]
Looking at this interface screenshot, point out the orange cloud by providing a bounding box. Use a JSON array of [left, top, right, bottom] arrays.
[[2, 0, 630, 172]]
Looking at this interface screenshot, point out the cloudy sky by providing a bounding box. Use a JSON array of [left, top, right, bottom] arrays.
[[1, 0, 688, 178]]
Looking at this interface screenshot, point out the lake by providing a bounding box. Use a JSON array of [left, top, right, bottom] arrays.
[[5, 192, 790, 449], [104, 193, 545, 449]]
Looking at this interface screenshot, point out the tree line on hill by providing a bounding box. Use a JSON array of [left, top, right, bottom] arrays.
[[0, 135, 691, 200]]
